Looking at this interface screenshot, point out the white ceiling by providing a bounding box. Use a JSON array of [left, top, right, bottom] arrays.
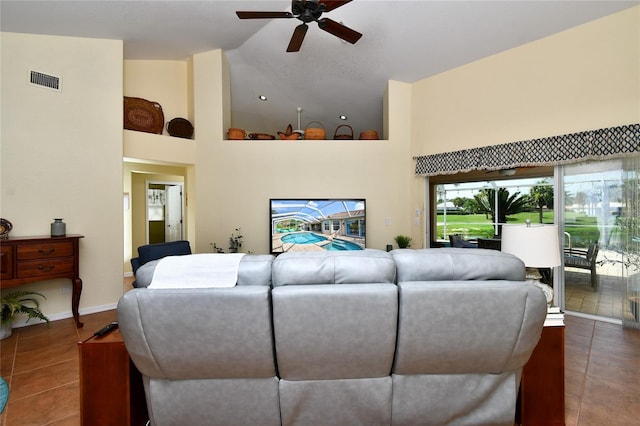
[[2, 0, 637, 137]]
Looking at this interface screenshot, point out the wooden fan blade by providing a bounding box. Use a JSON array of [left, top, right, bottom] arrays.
[[317, 18, 362, 44], [321, 1, 353, 12], [236, 11, 293, 19], [287, 23, 309, 52]]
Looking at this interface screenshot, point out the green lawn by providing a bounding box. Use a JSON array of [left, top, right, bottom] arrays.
[[438, 210, 600, 247], [437, 211, 554, 240]]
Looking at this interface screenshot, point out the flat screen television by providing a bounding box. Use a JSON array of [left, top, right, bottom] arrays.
[[270, 198, 366, 254]]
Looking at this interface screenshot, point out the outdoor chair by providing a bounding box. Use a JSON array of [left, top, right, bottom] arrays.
[[564, 242, 599, 290]]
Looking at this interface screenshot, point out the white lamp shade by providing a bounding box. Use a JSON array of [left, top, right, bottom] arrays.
[[501, 224, 561, 268]]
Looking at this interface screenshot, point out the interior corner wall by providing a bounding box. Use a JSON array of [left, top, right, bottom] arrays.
[[411, 6, 640, 155], [1, 32, 124, 319], [124, 59, 191, 129]]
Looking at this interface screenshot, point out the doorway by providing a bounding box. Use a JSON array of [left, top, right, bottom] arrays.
[[146, 180, 184, 244]]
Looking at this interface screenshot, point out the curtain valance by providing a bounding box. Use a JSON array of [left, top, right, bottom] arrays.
[[414, 123, 640, 176]]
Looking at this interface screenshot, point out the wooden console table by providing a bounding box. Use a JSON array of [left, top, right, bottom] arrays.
[[79, 328, 148, 425], [517, 323, 565, 425], [0, 235, 84, 327]]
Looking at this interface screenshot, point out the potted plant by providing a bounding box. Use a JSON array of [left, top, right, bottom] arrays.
[[228, 228, 243, 253], [1, 290, 50, 339], [394, 235, 412, 249]]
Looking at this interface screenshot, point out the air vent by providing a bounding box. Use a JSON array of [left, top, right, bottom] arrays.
[[28, 70, 61, 92]]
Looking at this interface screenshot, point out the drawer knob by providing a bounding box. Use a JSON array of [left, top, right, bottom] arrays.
[[37, 265, 55, 272], [38, 248, 55, 255]]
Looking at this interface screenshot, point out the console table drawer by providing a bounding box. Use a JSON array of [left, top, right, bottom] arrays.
[[17, 241, 74, 260], [17, 257, 74, 278]]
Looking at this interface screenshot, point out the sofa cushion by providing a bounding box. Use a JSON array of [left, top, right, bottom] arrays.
[[392, 281, 546, 375], [273, 283, 398, 380], [272, 249, 396, 286], [133, 254, 274, 288], [391, 248, 525, 282], [118, 287, 277, 380]]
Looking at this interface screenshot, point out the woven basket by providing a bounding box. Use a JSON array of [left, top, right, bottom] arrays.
[[124, 97, 164, 134], [249, 133, 275, 140], [359, 130, 379, 140], [333, 124, 354, 140], [305, 121, 326, 140], [227, 128, 246, 140], [166, 118, 194, 139]]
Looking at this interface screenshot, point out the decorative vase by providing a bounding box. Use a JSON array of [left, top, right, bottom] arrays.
[[0, 323, 12, 340], [51, 218, 66, 237]]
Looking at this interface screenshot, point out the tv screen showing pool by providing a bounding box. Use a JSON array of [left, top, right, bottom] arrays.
[[270, 199, 366, 254]]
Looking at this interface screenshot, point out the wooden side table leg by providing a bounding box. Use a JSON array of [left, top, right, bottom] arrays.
[[72, 277, 84, 328]]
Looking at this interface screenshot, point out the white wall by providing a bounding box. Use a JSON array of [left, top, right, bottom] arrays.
[[1, 32, 124, 319]]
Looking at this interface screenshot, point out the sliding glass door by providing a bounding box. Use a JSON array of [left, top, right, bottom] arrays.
[[561, 156, 640, 327]]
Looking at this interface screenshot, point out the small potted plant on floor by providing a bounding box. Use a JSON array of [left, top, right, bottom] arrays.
[[1, 290, 50, 339], [394, 235, 412, 249]]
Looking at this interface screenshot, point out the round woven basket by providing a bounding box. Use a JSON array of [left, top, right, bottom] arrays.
[[305, 121, 326, 140], [333, 124, 353, 140], [124, 97, 164, 134], [166, 118, 194, 139], [359, 130, 379, 140], [227, 128, 246, 140]]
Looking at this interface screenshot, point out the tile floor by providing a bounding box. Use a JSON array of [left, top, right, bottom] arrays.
[[1, 282, 639, 425], [565, 268, 637, 322]]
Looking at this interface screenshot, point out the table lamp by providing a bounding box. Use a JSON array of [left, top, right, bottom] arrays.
[[501, 220, 561, 304]]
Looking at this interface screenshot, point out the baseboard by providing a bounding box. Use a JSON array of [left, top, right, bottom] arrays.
[[11, 303, 119, 329], [124, 271, 134, 278]]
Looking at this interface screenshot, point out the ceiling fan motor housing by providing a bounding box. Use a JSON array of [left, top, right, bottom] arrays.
[[293, 1, 326, 22]]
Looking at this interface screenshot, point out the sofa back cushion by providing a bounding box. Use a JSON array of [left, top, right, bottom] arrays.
[[272, 249, 396, 286], [273, 283, 398, 380], [118, 287, 276, 379], [393, 280, 546, 374], [391, 248, 525, 282]]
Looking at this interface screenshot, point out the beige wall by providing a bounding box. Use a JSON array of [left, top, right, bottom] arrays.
[[409, 6, 640, 245], [124, 60, 192, 130], [4, 6, 636, 319], [411, 6, 640, 155], [1, 32, 124, 321], [189, 51, 414, 254]]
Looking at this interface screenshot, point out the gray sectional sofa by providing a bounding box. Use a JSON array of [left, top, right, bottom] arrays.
[[117, 248, 547, 426]]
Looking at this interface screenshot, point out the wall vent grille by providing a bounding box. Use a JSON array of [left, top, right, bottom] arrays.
[[29, 70, 61, 91]]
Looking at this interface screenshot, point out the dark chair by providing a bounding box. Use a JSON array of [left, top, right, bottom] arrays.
[[131, 240, 192, 287], [449, 234, 478, 248], [564, 242, 599, 290], [477, 238, 502, 251]]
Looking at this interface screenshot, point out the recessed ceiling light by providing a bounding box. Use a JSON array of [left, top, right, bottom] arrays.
[[339, 115, 347, 120], [258, 95, 267, 101]]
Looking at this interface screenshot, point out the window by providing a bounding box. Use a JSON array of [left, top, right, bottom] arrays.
[[431, 171, 554, 244]]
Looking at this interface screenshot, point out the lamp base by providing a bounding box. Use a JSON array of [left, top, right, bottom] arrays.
[[525, 267, 553, 304]]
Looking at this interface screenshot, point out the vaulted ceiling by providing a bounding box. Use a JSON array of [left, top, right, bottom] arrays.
[[2, 1, 636, 137]]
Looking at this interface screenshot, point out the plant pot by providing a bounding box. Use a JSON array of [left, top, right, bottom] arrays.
[[0, 323, 12, 340]]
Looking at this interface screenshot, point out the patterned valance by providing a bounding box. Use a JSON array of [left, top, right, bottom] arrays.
[[414, 123, 640, 176]]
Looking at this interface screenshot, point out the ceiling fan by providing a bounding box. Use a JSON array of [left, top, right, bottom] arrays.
[[236, 0, 362, 52]]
